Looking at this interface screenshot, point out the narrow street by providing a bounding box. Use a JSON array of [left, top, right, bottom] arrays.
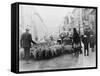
[[19, 45, 96, 71]]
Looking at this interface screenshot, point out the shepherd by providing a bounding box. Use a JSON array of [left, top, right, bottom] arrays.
[[20, 26, 36, 64]]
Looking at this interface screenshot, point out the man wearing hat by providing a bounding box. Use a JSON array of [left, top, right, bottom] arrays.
[[20, 27, 36, 64]]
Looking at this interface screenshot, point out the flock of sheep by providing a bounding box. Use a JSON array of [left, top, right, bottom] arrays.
[[19, 42, 73, 60], [29, 43, 73, 60]]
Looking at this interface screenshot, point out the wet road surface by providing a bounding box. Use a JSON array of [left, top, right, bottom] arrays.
[[19, 48, 96, 71]]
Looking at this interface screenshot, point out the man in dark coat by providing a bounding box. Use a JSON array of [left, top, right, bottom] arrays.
[[20, 28, 36, 63], [90, 35, 95, 52], [82, 35, 89, 56]]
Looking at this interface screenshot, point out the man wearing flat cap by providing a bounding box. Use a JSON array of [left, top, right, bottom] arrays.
[[20, 27, 36, 64]]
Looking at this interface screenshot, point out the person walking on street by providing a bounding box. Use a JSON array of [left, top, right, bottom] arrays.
[[90, 34, 95, 52], [82, 35, 89, 56], [72, 28, 81, 57], [20, 27, 36, 64]]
